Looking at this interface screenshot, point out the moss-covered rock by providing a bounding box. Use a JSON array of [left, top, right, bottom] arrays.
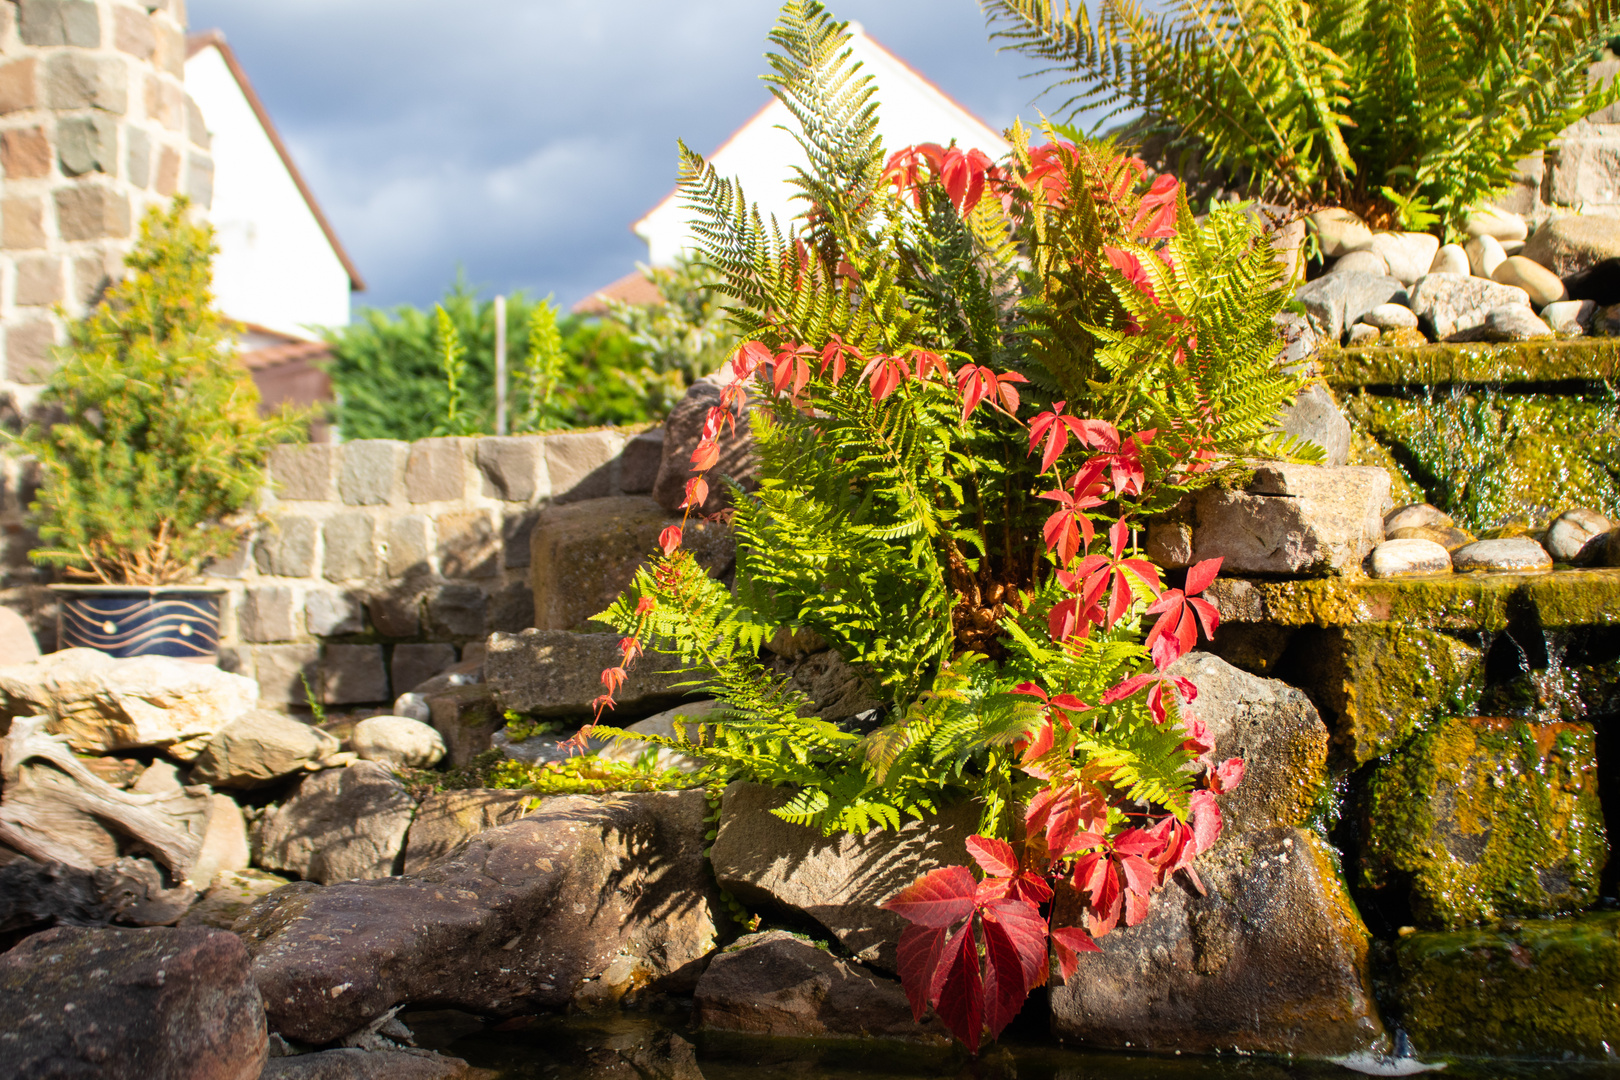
[[1395, 912, 1620, 1059], [1325, 338, 1620, 389], [1291, 624, 1482, 765], [1362, 717, 1606, 928]]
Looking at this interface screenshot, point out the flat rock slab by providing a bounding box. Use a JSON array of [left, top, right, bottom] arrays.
[[0, 648, 257, 761], [709, 782, 978, 972], [238, 791, 720, 1044], [486, 628, 693, 720], [0, 925, 266, 1080], [262, 1048, 489, 1080], [695, 930, 946, 1043], [401, 788, 531, 874], [1050, 826, 1386, 1057], [257, 762, 417, 884]]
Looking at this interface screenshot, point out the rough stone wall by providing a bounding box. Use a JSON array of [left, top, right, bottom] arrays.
[[1496, 59, 1620, 219], [202, 427, 663, 709], [0, 0, 209, 403]]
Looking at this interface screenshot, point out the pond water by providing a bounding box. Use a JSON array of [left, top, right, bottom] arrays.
[[405, 1007, 1620, 1080]]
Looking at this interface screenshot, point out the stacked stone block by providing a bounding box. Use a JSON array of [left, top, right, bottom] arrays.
[[0, 0, 208, 398], [206, 427, 660, 709], [1497, 58, 1620, 218]]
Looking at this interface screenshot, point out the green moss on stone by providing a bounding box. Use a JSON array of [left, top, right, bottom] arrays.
[[1362, 717, 1606, 928], [1395, 912, 1620, 1059], [1325, 338, 1620, 389]]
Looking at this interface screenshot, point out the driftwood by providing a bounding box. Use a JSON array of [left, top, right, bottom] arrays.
[[0, 715, 211, 879]]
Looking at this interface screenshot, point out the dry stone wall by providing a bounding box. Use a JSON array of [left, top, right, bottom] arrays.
[[0, 0, 209, 402]]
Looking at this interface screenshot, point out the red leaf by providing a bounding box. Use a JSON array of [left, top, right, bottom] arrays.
[[931, 921, 984, 1054], [681, 476, 709, 510], [1212, 756, 1246, 793], [896, 923, 949, 1022], [658, 525, 683, 556], [1189, 789, 1223, 854], [966, 835, 1019, 878], [690, 439, 720, 472], [884, 865, 978, 928], [1184, 556, 1223, 595], [981, 898, 1049, 1039], [1050, 924, 1100, 981]]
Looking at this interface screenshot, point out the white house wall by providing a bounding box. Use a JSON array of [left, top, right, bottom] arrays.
[[185, 46, 351, 337], [635, 26, 1012, 267]]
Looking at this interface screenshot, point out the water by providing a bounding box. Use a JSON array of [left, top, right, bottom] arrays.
[[402, 1008, 1620, 1080]]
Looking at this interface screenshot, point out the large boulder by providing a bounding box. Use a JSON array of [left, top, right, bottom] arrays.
[[0, 925, 266, 1080], [695, 930, 947, 1043], [529, 495, 735, 633], [1147, 463, 1391, 576], [237, 791, 721, 1044], [709, 782, 979, 972], [1406, 273, 1532, 341], [1275, 382, 1351, 467], [400, 788, 531, 874], [188, 709, 341, 788], [0, 648, 257, 761], [256, 762, 417, 884], [486, 628, 694, 720], [652, 372, 759, 516], [179, 869, 290, 931], [1522, 214, 1620, 277], [1293, 271, 1406, 344], [351, 715, 445, 768]]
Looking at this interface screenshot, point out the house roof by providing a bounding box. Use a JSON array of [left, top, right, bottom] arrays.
[[570, 270, 664, 316], [186, 30, 367, 293], [233, 321, 331, 371]]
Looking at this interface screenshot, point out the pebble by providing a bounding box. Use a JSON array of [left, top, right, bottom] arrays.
[[1451, 537, 1553, 573], [1541, 298, 1596, 334], [1362, 302, 1419, 330], [1385, 503, 1453, 532], [1308, 208, 1374, 258], [1463, 207, 1529, 243], [1388, 524, 1475, 551], [1369, 538, 1452, 578], [351, 715, 447, 768], [1481, 304, 1554, 342], [1371, 231, 1441, 285], [1429, 244, 1471, 277], [1493, 256, 1568, 307], [1347, 322, 1381, 346], [1329, 250, 1390, 277], [1466, 234, 1507, 280], [1382, 326, 1430, 347], [1545, 508, 1613, 563], [1500, 239, 1525, 256]]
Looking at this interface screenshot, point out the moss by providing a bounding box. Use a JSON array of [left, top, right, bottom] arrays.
[[1395, 912, 1620, 1059], [1325, 338, 1620, 389], [1362, 717, 1606, 928]]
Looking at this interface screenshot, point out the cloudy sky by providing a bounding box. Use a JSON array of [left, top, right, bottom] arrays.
[[185, 0, 1063, 316]]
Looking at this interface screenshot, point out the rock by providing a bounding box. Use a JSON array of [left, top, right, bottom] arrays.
[[1387, 524, 1474, 551], [1346, 322, 1380, 346], [132, 759, 183, 794], [1306, 208, 1373, 257], [1541, 298, 1597, 334], [485, 628, 693, 720], [400, 789, 531, 874], [1394, 913, 1620, 1060], [1522, 214, 1620, 277], [238, 791, 720, 1043], [351, 716, 445, 768], [1048, 826, 1387, 1056], [695, 930, 947, 1043], [1493, 255, 1568, 307], [392, 693, 431, 724], [1407, 273, 1531, 341], [0, 859, 114, 937], [1293, 271, 1407, 344], [261, 1048, 484, 1080], [1427, 243, 1470, 277], [529, 495, 734, 633], [710, 781, 978, 972], [1385, 503, 1452, 532], [0, 606, 40, 666], [1167, 653, 1330, 837], [1363, 717, 1604, 927], [1463, 206, 1528, 243], [1274, 381, 1351, 466], [1451, 537, 1553, 573], [425, 684, 503, 766], [1328, 249, 1389, 277], [190, 794, 251, 891], [770, 648, 882, 724], [596, 699, 721, 773], [1369, 231, 1440, 285], [91, 857, 199, 927], [1382, 326, 1430, 347], [0, 925, 266, 1080], [178, 869, 289, 930], [1546, 508, 1612, 562], [1465, 233, 1507, 280], [1274, 311, 1318, 372], [652, 372, 759, 516], [1478, 303, 1554, 342], [0, 648, 257, 761], [1361, 302, 1418, 330], [188, 710, 341, 789], [1368, 538, 1452, 578], [256, 762, 416, 884], [1147, 463, 1390, 577]]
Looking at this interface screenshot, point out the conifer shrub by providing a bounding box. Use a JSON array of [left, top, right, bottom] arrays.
[[14, 199, 308, 585]]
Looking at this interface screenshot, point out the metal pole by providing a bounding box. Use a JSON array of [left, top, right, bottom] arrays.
[[493, 294, 507, 435]]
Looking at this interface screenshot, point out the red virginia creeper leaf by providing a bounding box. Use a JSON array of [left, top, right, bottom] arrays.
[[896, 923, 949, 1022], [883, 865, 978, 928]]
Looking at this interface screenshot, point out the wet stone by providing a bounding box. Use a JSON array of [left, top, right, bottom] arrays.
[[1385, 503, 1452, 532], [1369, 538, 1452, 578], [1387, 524, 1474, 551], [1545, 507, 1612, 563], [1361, 302, 1418, 330], [1451, 536, 1553, 573]]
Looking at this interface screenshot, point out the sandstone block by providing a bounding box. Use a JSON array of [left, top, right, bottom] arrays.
[[125, 123, 151, 186], [189, 709, 340, 789], [55, 182, 131, 241], [390, 642, 456, 697], [112, 3, 155, 57], [1274, 382, 1350, 466], [426, 683, 502, 766], [384, 514, 432, 577], [366, 590, 421, 638], [269, 444, 338, 501], [1547, 139, 1620, 209], [57, 112, 118, 177], [2, 195, 45, 250], [425, 583, 486, 638], [0, 58, 38, 114], [338, 439, 409, 505], [437, 509, 499, 578], [619, 429, 663, 494], [43, 53, 127, 113], [257, 761, 415, 884], [239, 584, 298, 643], [320, 643, 388, 705], [304, 588, 363, 636], [254, 514, 317, 578], [475, 435, 547, 502], [501, 507, 537, 569], [154, 143, 178, 194], [18, 0, 100, 47], [4, 316, 53, 384], [486, 628, 690, 719], [323, 511, 378, 582], [0, 125, 50, 179], [13, 255, 63, 306], [250, 644, 320, 706], [405, 437, 471, 503], [653, 374, 759, 514], [543, 429, 624, 502]]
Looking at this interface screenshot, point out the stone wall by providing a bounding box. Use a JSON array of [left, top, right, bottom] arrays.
[[0, 0, 210, 403], [192, 426, 664, 709], [1492, 58, 1620, 218]]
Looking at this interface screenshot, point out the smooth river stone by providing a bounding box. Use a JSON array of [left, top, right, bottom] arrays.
[[1385, 503, 1453, 533], [1463, 206, 1529, 243], [1330, 250, 1390, 278], [1371, 232, 1441, 285], [1466, 234, 1507, 280], [1362, 302, 1419, 330], [1545, 508, 1613, 563], [1429, 243, 1471, 277], [1451, 537, 1553, 573], [1541, 299, 1596, 334], [1370, 539, 1453, 578], [1308, 208, 1374, 258], [1347, 323, 1381, 346], [1493, 256, 1568, 307], [1388, 524, 1475, 552]]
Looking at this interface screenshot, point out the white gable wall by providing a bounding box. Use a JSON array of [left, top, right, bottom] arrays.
[[635, 25, 1012, 266], [185, 46, 352, 338]]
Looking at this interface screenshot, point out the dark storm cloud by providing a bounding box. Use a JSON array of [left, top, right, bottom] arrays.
[[185, 0, 1052, 314]]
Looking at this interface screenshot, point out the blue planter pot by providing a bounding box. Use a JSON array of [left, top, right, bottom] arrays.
[[50, 585, 225, 662]]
